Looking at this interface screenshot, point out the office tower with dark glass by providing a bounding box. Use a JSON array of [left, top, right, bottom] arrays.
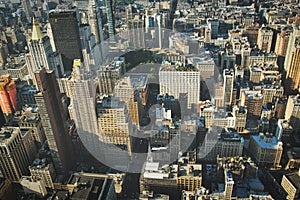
[[34, 68, 74, 175], [49, 10, 83, 72]]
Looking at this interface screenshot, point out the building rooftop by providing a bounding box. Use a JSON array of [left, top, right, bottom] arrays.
[[67, 173, 113, 200], [97, 96, 125, 109], [30, 158, 51, 170], [0, 127, 20, 143], [252, 133, 282, 149], [219, 128, 243, 142], [143, 160, 202, 180], [160, 60, 198, 72], [125, 73, 149, 90]]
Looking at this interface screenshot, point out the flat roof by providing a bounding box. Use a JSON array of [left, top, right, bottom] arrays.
[[252, 135, 281, 149], [126, 73, 149, 89], [145, 162, 160, 171]]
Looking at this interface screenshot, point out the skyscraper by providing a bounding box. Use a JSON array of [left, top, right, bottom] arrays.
[[284, 25, 300, 94], [49, 10, 83, 72], [127, 15, 145, 49], [0, 74, 17, 121], [27, 18, 64, 85], [159, 59, 201, 109], [88, 0, 104, 45], [285, 95, 300, 133], [126, 5, 145, 49], [34, 68, 74, 175], [22, 0, 33, 22], [0, 127, 37, 182], [114, 77, 139, 125], [67, 59, 98, 145], [97, 96, 133, 165]]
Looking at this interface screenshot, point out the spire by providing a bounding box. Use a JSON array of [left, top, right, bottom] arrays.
[[31, 18, 44, 40]]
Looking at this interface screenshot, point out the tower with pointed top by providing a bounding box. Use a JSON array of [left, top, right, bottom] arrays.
[[27, 19, 64, 87]]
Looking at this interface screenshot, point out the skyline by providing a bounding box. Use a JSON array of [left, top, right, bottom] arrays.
[[0, 0, 300, 199]]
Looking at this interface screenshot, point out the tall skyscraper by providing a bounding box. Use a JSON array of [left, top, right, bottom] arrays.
[[0, 127, 37, 182], [284, 25, 300, 94], [27, 18, 64, 85], [49, 10, 83, 72], [159, 59, 201, 109], [127, 15, 145, 49], [67, 59, 98, 145], [223, 69, 234, 107], [34, 68, 74, 175], [0, 74, 17, 121], [126, 4, 145, 48]]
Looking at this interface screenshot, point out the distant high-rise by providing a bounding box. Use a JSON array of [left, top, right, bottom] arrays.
[[126, 5, 145, 48], [233, 106, 247, 133], [249, 133, 283, 168], [127, 15, 145, 49], [34, 68, 74, 175], [0, 127, 37, 182], [105, 0, 115, 43], [0, 74, 17, 121], [98, 97, 133, 146], [49, 10, 83, 72], [22, 0, 33, 22], [284, 25, 300, 94], [88, 0, 104, 45], [207, 18, 219, 39]]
